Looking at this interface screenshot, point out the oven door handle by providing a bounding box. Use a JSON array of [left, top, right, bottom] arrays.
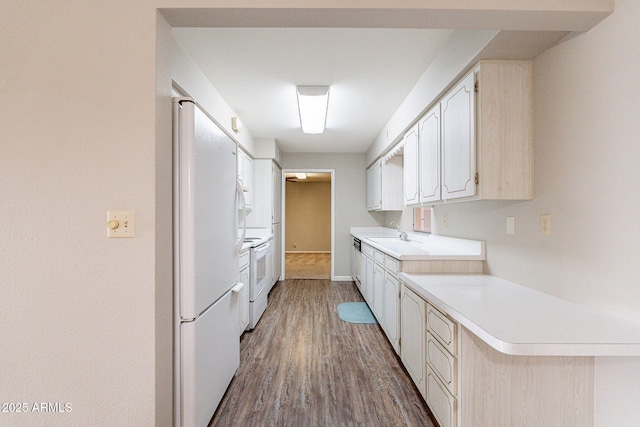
[[254, 242, 270, 256]]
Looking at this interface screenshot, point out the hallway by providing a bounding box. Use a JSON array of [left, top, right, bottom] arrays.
[[209, 279, 437, 426], [285, 253, 331, 279]]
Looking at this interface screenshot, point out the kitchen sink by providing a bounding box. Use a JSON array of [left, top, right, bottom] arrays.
[[368, 237, 416, 243], [367, 237, 431, 254]]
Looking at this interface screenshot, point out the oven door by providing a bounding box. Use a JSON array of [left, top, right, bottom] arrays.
[[250, 241, 271, 301]]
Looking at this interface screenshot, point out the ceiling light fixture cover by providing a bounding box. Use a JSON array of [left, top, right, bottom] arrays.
[[294, 172, 307, 180], [296, 86, 329, 134]]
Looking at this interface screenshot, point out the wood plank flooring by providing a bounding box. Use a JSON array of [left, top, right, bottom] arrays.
[[285, 253, 331, 279], [209, 279, 437, 427]]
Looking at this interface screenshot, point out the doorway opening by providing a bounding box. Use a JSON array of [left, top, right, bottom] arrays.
[[282, 170, 334, 280]]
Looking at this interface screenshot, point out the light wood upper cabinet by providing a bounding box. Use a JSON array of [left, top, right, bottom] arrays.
[[466, 60, 533, 201], [403, 60, 533, 206]]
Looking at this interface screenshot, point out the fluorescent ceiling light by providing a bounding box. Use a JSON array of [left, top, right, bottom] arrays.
[[295, 173, 307, 180], [296, 86, 329, 134]]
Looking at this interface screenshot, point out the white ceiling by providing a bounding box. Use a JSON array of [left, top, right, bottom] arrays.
[[172, 28, 454, 153]]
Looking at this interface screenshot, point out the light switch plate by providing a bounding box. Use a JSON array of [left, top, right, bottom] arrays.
[[107, 211, 136, 238]]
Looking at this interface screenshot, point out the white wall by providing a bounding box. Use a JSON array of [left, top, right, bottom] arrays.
[[281, 154, 384, 277], [428, 1, 640, 425], [171, 37, 256, 154], [366, 30, 498, 166]]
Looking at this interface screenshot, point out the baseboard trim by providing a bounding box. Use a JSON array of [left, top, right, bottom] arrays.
[[332, 276, 353, 282], [286, 251, 331, 254]]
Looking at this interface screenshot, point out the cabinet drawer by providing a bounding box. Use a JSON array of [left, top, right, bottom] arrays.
[[427, 333, 457, 395], [427, 304, 458, 355], [238, 250, 250, 270], [426, 366, 457, 427], [373, 248, 385, 265], [362, 243, 374, 257], [384, 255, 400, 276]]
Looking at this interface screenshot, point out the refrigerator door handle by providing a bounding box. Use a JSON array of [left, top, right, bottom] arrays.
[[231, 282, 244, 293], [236, 178, 246, 254]]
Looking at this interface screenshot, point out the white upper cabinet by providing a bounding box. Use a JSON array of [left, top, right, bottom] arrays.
[[402, 125, 419, 206], [237, 149, 254, 210], [404, 104, 441, 206], [367, 156, 403, 211], [403, 60, 533, 206], [272, 163, 281, 223], [441, 72, 476, 201], [419, 105, 441, 203], [367, 161, 381, 211]]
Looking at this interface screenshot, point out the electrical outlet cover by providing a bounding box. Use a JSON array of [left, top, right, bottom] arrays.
[[541, 214, 552, 236]]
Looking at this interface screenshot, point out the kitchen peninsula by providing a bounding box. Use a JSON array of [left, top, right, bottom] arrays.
[[351, 226, 640, 427]]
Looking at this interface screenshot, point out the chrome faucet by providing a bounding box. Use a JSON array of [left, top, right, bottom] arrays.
[[390, 221, 409, 241]]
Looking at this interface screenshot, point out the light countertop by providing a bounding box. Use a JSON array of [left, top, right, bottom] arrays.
[[240, 232, 272, 252], [350, 227, 485, 261], [400, 273, 640, 357]]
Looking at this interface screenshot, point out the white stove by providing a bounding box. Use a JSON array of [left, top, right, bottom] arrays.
[[243, 236, 272, 330]]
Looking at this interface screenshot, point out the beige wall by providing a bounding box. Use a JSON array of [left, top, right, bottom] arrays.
[[282, 154, 384, 278], [285, 181, 331, 252], [0, 1, 625, 426], [419, 1, 640, 424], [0, 1, 164, 426]]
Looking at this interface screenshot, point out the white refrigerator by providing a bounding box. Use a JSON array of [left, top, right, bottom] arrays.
[[173, 98, 243, 427]]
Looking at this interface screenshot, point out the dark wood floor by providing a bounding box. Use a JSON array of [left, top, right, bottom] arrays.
[[209, 279, 438, 427]]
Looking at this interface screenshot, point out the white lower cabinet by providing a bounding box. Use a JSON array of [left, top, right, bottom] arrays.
[[272, 223, 281, 285], [427, 333, 457, 394], [426, 366, 457, 427], [358, 240, 401, 354], [359, 248, 368, 297], [365, 256, 375, 306], [400, 285, 427, 398], [401, 283, 459, 427], [373, 262, 385, 325], [425, 304, 459, 427], [238, 250, 250, 334], [398, 282, 596, 427], [383, 273, 400, 353]]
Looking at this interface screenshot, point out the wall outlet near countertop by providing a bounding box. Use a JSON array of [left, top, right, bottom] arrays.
[[443, 215, 448, 228], [541, 214, 552, 236], [506, 216, 515, 235]]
